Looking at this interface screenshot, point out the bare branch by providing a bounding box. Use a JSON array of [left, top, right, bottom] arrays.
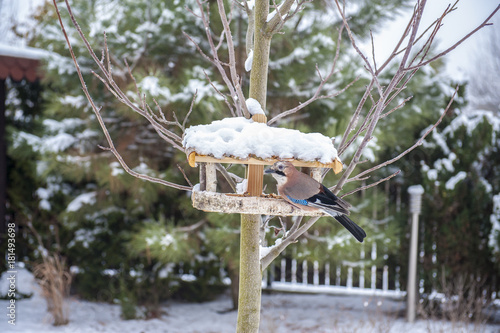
[[333, 0, 381, 94], [217, 0, 249, 117], [183, 90, 198, 130], [380, 95, 413, 119], [268, 76, 359, 125], [176, 219, 207, 233], [370, 30, 378, 73], [203, 70, 236, 116], [261, 215, 320, 270], [340, 170, 401, 198], [268, 23, 350, 125], [338, 80, 375, 153], [177, 164, 194, 188], [348, 85, 459, 183], [332, 0, 432, 195], [60, 0, 186, 152], [266, 0, 296, 34], [404, 4, 500, 71], [215, 163, 237, 192], [189, 0, 247, 117], [54, 0, 191, 191], [339, 71, 417, 157]]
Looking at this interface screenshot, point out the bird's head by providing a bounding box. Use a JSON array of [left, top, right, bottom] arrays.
[[264, 161, 295, 185]]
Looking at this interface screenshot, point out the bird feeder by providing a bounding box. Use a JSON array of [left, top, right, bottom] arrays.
[[183, 114, 343, 216]]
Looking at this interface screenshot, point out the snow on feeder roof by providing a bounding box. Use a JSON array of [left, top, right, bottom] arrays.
[[183, 117, 343, 173]]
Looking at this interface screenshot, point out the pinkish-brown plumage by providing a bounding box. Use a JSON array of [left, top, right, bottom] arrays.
[[265, 161, 366, 242]]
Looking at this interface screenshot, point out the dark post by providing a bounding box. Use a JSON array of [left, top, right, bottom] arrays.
[[0, 79, 6, 236]]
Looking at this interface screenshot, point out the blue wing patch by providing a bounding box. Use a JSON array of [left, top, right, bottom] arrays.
[[286, 195, 308, 206]]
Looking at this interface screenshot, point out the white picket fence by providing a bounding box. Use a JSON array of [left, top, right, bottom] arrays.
[[263, 242, 406, 299]]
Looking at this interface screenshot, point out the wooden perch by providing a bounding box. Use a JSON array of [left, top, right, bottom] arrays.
[[191, 191, 327, 216]]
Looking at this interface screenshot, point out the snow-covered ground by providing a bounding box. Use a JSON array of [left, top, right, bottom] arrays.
[[1, 268, 499, 333]]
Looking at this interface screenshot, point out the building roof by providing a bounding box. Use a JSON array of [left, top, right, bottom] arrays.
[[0, 43, 46, 82]]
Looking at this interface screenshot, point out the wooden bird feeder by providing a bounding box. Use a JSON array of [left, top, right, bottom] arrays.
[[183, 114, 343, 216]]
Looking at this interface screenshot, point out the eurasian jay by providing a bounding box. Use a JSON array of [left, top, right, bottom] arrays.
[[265, 161, 366, 242]]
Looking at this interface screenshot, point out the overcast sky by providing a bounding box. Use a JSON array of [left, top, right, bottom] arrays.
[[368, 0, 499, 81]]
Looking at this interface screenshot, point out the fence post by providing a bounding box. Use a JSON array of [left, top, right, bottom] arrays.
[[407, 185, 424, 323]]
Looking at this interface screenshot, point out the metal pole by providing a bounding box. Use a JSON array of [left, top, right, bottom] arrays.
[[407, 185, 424, 323]]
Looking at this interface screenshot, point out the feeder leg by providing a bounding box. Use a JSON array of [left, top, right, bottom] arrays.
[[310, 167, 323, 182], [199, 163, 206, 191], [206, 163, 217, 192]]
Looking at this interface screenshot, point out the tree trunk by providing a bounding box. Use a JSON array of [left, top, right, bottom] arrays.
[[236, 1, 271, 332], [236, 213, 262, 332]]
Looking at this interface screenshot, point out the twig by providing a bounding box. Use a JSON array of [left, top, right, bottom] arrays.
[[183, 91, 198, 130], [202, 69, 236, 116], [261, 215, 320, 270], [216, 0, 249, 117], [177, 219, 207, 232], [333, 0, 429, 195], [380, 95, 413, 119], [268, 23, 350, 125], [215, 163, 237, 192], [54, 0, 191, 191], [370, 30, 378, 73], [187, 0, 246, 117], [177, 164, 194, 188], [340, 170, 401, 198], [349, 85, 459, 183], [404, 4, 500, 71], [268, 75, 358, 125], [60, 0, 186, 151], [266, 0, 295, 35], [338, 80, 375, 153]]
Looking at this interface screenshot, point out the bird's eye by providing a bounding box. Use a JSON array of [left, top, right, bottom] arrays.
[[278, 164, 284, 170]]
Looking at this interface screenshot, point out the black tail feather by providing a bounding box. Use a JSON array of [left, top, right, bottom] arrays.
[[333, 214, 366, 243]]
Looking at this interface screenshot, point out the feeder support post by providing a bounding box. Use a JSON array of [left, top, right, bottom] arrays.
[[237, 1, 269, 332]]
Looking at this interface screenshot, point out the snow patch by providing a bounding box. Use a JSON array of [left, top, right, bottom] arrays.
[[245, 98, 265, 115], [260, 238, 282, 260], [489, 194, 500, 255], [36, 188, 52, 211], [43, 133, 77, 153], [183, 117, 338, 164], [138, 76, 171, 100], [445, 171, 467, 190], [110, 162, 124, 176], [245, 49, 253, 72], [180, 274, 197, 282], [2, 266, 500, 333], [434, 152, 456, 173], [267, 1, 288, 22], [59, 95, 87, 109], [236, 179, 248, 194], [0, 43, 47, 59], [160, 234, 175, 248], [67, 192, 97, 212]]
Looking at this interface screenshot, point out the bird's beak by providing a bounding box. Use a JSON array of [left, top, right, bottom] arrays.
[[264, 167, 275, 174]]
